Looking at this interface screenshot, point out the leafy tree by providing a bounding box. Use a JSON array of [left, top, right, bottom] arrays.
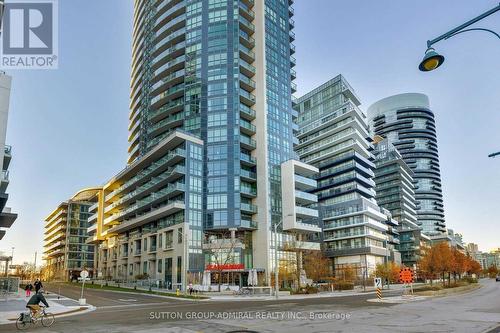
[[303, 250, 330, 283]]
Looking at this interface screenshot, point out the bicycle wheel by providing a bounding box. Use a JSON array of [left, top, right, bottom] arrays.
[[41, 313, 55, 327], [15, 315, 30, 330]]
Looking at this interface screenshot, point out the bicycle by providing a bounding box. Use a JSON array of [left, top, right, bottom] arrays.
[[16, 306, 55, 330], [232, 288, 251, 296]]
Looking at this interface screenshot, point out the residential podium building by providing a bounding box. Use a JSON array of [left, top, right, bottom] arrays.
[[368, 94, 446, 237], [43, 189, 97, 281], [85, 0, 321, 289], [0, 73, 17, 241], [295, 75, 390, 277]]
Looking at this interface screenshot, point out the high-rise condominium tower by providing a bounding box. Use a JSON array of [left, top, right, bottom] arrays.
[[295, 75, 390, 276], [86, 0, 320, 289], [368, 93, 446, 237], [372, 138, 427, 267]]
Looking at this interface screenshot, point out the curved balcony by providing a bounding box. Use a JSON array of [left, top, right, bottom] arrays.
[[148, 98, 184, 123], [153, 55, 186, 84], [148, 111, 184, 137], [155, 15, 186, 42], [151, 69, 185, 96], [150, 84, 184, 110], [154, 2, 185, 31]]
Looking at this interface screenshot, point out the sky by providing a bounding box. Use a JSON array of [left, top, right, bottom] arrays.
[[1, 0, 499, 264]]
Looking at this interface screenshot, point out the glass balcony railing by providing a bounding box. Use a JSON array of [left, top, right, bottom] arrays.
[[152, 41, 186, 68], [239, 60, 256, 76], [105, 185, 185, 224], [239, 74, 256, 90], [153, 56, 186, 79], [150, 84, 184, 106], [239, 30, 255, 48], [295, 190, 317, 202], [240, 120, 256, 133], [240, 153, 256, 165], [151, 69, 185, 92], [241, 202, 258, 213], [240, 104, 256, 119], [155, 15, 186, 39], [295, 174, 317, 188], [155, 2, 185, 27], [240, 169, 256, 180], [239, 89, 256, 105], [105, 149, 186, 201], [239, 135, 256, 149], [148, 112, 184, 134], [148, 99, 184, 121], [153, 28, 185, 55], [239, 15, 255, 33]]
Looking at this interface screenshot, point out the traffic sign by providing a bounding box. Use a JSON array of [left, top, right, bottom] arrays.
[[374, 277, 382, 288], [80, 270, 89, 279], [399, 267, 414, 284]]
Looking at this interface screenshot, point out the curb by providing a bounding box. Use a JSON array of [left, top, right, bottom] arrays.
[[414, 283, 481, 297], [3, 306, 96, 324]]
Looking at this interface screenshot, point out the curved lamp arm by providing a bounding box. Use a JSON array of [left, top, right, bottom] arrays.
[[426, 3, 500, 48], [445, 28, 500, 41]]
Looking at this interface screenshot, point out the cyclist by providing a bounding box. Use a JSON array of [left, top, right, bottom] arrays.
[[26, 289, 49, 317]]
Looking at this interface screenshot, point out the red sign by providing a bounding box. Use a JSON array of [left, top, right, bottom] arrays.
[[399, 267, 414, 284], [206, 264, 245, 271]]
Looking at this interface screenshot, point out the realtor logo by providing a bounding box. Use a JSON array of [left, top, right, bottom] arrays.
[[1, 0, 58, 69]]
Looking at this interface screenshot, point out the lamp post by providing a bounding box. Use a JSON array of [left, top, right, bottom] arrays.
[[273, 219, 282, 300], [273, 213, 294, 300], [419, 3, 500, 72]]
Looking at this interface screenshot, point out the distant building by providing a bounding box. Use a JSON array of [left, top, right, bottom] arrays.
[[372, 137, 425, 268], [0, 73, 17, 241], [43, 188, 98, 281], [368, 93, 446, 237], [295, 75, 390, 277]]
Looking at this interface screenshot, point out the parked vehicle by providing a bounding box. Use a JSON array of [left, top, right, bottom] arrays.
[[496, 275, 500, 282]]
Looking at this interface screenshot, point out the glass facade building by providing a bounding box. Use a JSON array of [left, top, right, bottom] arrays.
[[295, 75, 390, 276], [85, 0, 320, 289], [372, 138, 425, 267], [43, 189, 97, 281], [368, 93, 446, 236]]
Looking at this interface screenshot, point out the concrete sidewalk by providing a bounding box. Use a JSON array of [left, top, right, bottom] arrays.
[[207, 283, 421, 301], [0, 289, 95, 325]]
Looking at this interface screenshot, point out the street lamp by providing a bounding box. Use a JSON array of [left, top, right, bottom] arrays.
[[488, 151, 500, 158], [419, 3, 500, 72]]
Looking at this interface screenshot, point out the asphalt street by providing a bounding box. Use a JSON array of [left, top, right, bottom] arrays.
[[2, 280, 499, 333]]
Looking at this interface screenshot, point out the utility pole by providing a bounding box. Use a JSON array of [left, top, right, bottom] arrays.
[[33, 251, 37, 279]]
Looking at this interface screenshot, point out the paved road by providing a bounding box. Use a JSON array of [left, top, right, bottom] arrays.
[[2, 280, 499, 332], [42, 282, 185, 307]]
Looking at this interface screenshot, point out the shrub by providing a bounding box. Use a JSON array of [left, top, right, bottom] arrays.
[[461, 276, 478, 284], [333, 281, 354, 291]]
